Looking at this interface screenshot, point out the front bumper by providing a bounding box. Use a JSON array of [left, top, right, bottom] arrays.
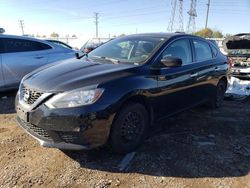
[[17, 117, 87, 150], [16, 99, 115, 150]]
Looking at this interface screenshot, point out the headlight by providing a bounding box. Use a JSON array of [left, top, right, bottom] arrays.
[[45, 87, 104, 109]]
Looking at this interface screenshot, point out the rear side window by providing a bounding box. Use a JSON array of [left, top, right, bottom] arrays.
[[211, 45, 218, 57], [2, 38, 52, 53], [193, 39, 213, 61]]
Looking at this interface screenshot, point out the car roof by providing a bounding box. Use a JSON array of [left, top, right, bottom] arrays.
[[0, 34, 75, 51], [0, 34, 56, 46], [120, 33, 208, 42], [0, 34, 41, 40], [123, 32, 192, 39]]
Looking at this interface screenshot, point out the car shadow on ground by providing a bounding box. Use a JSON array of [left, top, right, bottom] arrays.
[[64, 97, 250, 178], [0, 90, 17, 114]]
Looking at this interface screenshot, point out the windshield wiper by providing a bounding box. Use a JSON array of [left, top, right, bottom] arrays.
[[101, 56, 120, 64], [91, 55, 120, 64]]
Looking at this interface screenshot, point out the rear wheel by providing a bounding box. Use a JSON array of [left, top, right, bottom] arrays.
[[110, 103, 149, 154], [210, 80, 227, 108]]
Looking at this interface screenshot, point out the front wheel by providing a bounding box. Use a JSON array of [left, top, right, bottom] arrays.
[[110, 103, 149, 154]]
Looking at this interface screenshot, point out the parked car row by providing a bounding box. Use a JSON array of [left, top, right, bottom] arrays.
[[15, 33, 229, 153]]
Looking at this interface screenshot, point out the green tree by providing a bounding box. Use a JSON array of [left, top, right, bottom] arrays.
[[194, 28, 224, 38], [194, 28, 213, 38], [50, 32, 59, 38], [42, 35, 47, 38], [212, 31, 223, 38], [119, 34, 126, 37]]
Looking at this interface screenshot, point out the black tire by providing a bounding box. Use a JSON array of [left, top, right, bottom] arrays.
[[110, 103, 149, 154], [210, 79, 227, 108]]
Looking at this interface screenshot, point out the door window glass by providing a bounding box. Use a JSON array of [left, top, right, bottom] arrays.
[[193, 39, 213, 61], [211, 44, 218, 57], [162, 39, 192, 65]]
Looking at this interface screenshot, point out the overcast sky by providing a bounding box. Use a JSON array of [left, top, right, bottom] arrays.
[[1, 0, 250, 40]]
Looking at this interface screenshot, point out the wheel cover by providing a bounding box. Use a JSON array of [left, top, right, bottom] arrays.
[[121, 111, 143, 142]]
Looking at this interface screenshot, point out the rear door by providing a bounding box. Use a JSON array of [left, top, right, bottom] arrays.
[[190, 38, 217, 102], [1, 38, 51, 88]]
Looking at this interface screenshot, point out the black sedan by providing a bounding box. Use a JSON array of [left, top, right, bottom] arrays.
[[16, 33, 229, 153]]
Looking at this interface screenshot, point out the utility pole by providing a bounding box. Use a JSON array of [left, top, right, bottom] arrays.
[[205, 0, 211, 28], [19, 20, 24, 35], [94, 12, 99, 38]]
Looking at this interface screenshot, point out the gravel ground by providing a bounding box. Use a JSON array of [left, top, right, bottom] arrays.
[[0, 91, 250, 188]]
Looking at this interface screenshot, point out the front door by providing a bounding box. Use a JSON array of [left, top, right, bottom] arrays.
[[152, 38, 199, 120]]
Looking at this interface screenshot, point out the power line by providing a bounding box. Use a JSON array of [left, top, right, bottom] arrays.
[[18, 20, 24, 35], [94, 12, 99, 38]]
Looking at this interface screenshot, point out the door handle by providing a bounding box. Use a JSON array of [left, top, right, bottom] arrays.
[[215, 67, 220, 71], [190, 73, 198, 78]]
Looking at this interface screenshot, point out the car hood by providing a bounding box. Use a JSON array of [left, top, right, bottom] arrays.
[[223, 33, 250, 56], [23, 58, 136, 92]]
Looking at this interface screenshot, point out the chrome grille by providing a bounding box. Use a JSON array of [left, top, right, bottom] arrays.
[[22, 86, 43, 105]]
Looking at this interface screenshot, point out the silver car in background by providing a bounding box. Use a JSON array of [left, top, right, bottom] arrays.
[[0, 35, 76, 92]]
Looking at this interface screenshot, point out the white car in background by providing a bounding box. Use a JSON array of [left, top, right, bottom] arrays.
[[0, 34, 76, 92]]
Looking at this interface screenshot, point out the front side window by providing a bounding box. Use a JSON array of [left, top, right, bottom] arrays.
[[2, 38, 51, 53], [161, 39, 192, 65], [87, 36, 166, 64], [193, 39, 213, 61]]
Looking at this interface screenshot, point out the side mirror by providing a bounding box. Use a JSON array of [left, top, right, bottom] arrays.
[[160, 57, 182, 68], [75, 51, 87, 59], [75, 52, 80, 59]]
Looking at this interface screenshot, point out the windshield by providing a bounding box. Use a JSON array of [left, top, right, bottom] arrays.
[[87, 36, 166, 64]]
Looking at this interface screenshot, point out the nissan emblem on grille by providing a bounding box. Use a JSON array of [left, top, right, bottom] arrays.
[[21, 86, 44, 105], [23, 90, 31, 102]]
